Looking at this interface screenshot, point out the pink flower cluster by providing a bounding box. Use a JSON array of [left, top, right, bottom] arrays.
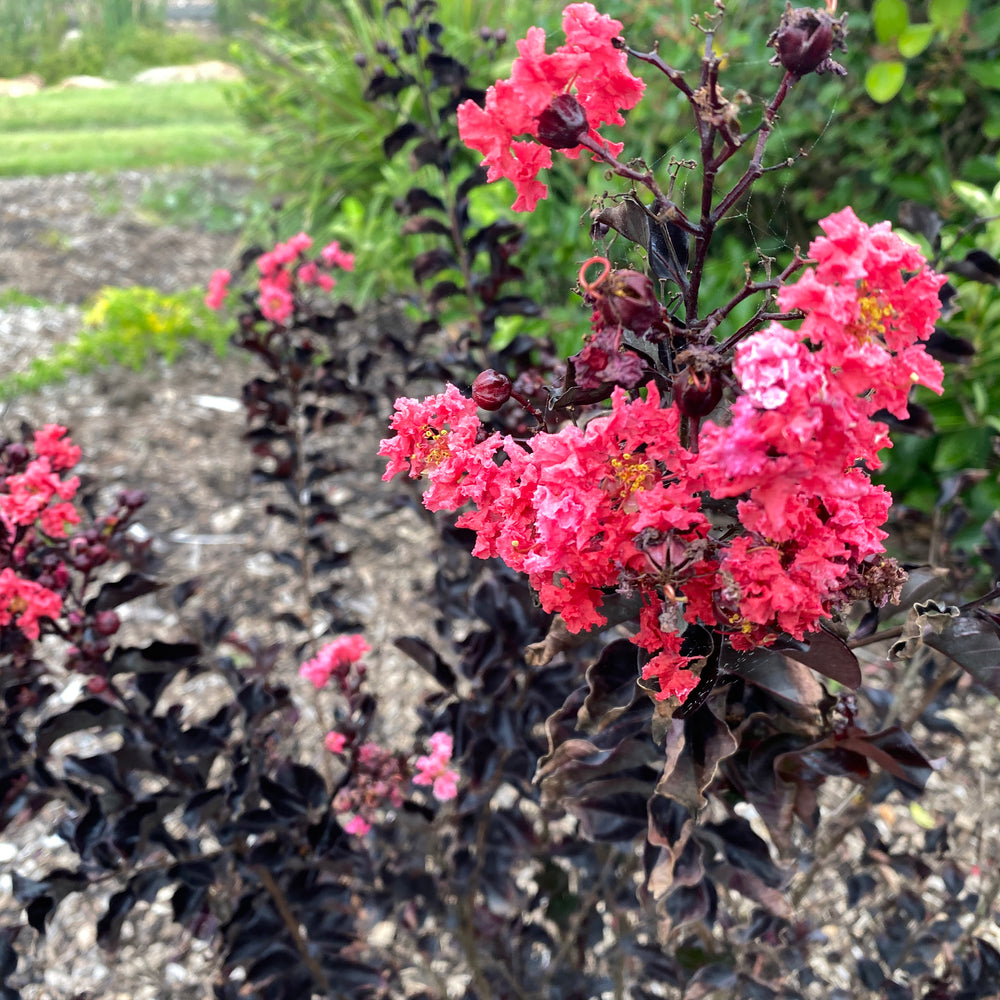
[[205, 234, 355, 324], [457, 3, 644, 211], [380, 209, 944, 700], [0, 426, 84, 640], [299, 634, 370, 690], [412, 732, 459, 801], [333, 741, 407, 837]]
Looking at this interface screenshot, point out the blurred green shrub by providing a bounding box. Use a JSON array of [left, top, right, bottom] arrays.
[[0, 0, 229, 84], [0, 286, 231, 401], [230, 0, 1000, 356], [877, 168, 1000, 547]]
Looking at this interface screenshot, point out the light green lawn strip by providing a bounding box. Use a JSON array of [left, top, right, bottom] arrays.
[[0, 123, 256, 175], [0, 82, 242, 132]]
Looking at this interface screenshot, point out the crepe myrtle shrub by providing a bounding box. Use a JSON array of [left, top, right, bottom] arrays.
[[380, 0, 1000, 989], [4, 8, 1000, 1000]]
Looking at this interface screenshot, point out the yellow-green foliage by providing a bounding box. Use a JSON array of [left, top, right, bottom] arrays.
[[0, 286, 230, 400]]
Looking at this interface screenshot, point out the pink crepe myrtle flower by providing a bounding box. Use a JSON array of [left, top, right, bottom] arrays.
[[412, 731, 459, 801], [343, 815, 371, 836], [0, 568, 62, 640], [457, 2, 645, 211], [321, 241, 355, 271], [258, 279, 294, 325], [1, 458, 80, 537], [380, 208, 943, 698], [324, 730, 348, 754], [205, 269, 231, 310], [299, 634, 371, 689], [33, 425, 81, 471]]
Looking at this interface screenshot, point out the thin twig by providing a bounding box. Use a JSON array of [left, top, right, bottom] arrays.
[[253, 864, 331, 995]]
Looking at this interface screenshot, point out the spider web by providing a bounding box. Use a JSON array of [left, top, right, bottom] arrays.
[[633, 48, 845, 328]]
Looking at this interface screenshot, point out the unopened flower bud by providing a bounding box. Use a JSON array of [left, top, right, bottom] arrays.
[[767, 5, 848, 80], [536, 93, 589, 150], [471, 370, 512, 411], [4, 443, 28, 466], [673, 365, 723, 417], [94, 610, 121, 637]]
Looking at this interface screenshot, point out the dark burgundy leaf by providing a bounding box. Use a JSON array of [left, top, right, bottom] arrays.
[[412, 138, 447, 168], [898, 200, 942, 249], [109, 641, 200, 677], [394, 635, 457, 688], [946, 249, 1000, 285], [578, 639, 641, 734], [399, 187, 446, 215], [684, 962, 738, 999], [412, 247, 457, 283], [383, 121, 420, 159], [271, 550, 301, 572], [86, 572, 164, 613], [925, 327, 975, 364], [73, 797, 107, 858], [0, 927, 18, 981], [655, 695, 738, 815], [428, 280, 464, 304], [778, 626, 861, 688], [721, 647, 827, 711], [921, 611, 1000, 696], [572, 791, 648, 842], [363, 71, 416, 100], [837, 727, 933, 789], [401, 215, 452, 237], [481, 295, 543, 320], [97, 888, 137, 949], [36, 700, 128, 756], [847, 872, 878, 907], [425, 52, 467, 87], [705, 818, 785, 889]]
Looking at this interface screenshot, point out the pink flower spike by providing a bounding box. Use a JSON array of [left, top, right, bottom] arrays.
[[205, 269, 231, 310], [324, 731, 348, 754]]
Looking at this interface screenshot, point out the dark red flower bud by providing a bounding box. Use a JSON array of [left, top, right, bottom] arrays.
[[94, 610, 121, 637], [471, 370, 513, 411], [536, 93, 589, 150], [768, 5, 848, 80], [674, 367, 723, 417], [590, 268, 663, 335], [117, 489, 148, 510], [4, 443, 28, 466]]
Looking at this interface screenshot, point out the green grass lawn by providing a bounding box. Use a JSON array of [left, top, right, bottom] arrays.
[[0, 81, 256, 175]]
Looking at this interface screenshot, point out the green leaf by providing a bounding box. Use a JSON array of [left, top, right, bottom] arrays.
[[951, 180, 996, 215], [873, 0, 910, 43], [865, 61, 907, 103], [968, 60, 1000, 89], [929, 0, 967, 34], [898, 23, 935, 57]]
